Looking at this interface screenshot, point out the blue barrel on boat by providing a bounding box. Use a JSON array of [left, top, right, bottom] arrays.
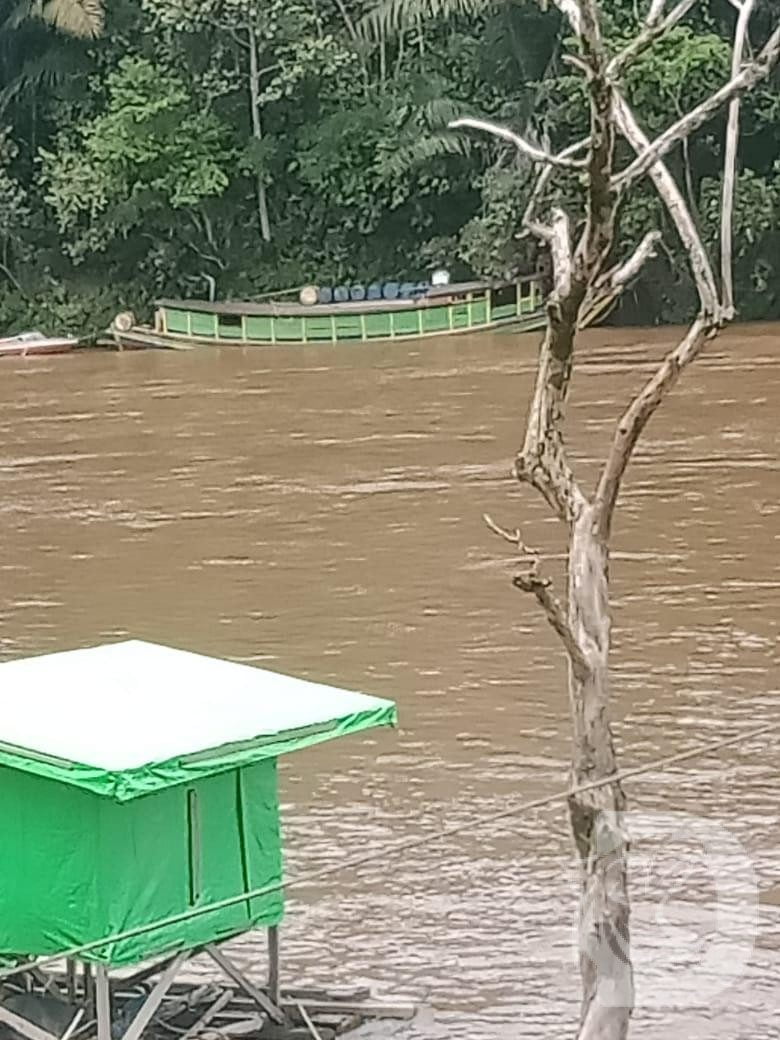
[[412, 281, 430, 297], [382, 281, 400, 300], [333, 285, 350, 303], [318, 286, 333, 304], [367, 283, 382, 300], [399, 282, 416, 299], [350, 285, 366, 301]]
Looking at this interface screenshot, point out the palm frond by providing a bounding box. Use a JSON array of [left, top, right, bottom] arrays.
[[360, 0, 489, 41], [0, 46, 80, 112], [377, 130, 473, 178], [41, 0, 103, 38], [417, 96, 464, 126]]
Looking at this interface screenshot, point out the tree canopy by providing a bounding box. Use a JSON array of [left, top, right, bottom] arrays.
[[0, 0, 778, 332]]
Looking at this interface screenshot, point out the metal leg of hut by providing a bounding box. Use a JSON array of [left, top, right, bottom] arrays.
[[83, 964, 95, 1019], [267, 927, 280, 1007], [95, 967, 111, 1040], [65, 961, 77, 1004]]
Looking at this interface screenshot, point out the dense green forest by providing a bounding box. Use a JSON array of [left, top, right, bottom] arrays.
[[1, 0, 778, 333]]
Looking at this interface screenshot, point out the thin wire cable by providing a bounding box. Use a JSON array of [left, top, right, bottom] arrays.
[[2, 717, 778, 980]]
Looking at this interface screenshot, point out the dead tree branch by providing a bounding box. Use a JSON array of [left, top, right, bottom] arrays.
[[517, 209, 588, 521], [513, 571, 592, 682], [516, 0, 623, 524], [518, 137, 591, 234], [594, 317, 712, 537], [583, 230, 662, 319], [721, 0, 757, 316], [449, 118, 588, 168], [591, 7, 774, 539], [613, 93, 721, 314], [483, 513, 540, 557], [615, 23, 780, 189], [483, 514, 591, 680]]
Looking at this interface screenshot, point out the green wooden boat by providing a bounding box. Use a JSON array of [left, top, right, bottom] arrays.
[[112, 275, 547, 350]]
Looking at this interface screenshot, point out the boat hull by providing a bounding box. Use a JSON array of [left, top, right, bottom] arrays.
[[0, 337, 77, 357], [115, 312, 548, 351], [116, 279, 548, 350]]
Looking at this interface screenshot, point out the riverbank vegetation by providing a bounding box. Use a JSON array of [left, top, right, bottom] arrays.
[[1, 0, 778, 333]]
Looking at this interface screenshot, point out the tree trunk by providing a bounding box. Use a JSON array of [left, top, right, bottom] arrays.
[[248, 25, 271, 244], [567, 505, 633, 1040]]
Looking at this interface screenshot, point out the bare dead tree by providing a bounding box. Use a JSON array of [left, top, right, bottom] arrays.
[[451, 3, 780, 1038]]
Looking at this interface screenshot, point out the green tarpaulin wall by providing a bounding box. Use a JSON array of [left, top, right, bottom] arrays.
[[0, 760, 283, 966], [0, 641, 397, 968]]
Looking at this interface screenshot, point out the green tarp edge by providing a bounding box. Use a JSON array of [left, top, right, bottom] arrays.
[[0, 703, 397, 801]]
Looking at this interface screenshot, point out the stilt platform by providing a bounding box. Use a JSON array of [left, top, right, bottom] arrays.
[[0, 942, 415, 1040]]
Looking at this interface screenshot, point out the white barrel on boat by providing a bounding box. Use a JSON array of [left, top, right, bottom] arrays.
[[112, 311, 135, 332], [299, 285, 319, 306]]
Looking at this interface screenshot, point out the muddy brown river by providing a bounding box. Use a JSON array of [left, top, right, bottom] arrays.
[[1, 324, 778, 1038]]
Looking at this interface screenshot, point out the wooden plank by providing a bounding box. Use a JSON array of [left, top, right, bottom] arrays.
[[95, 966, 111, 1040], [178, 989, 234, 1040], [205, 946, 284, 1026], [280, 1000, 415, 1021], [119, 952, 187, 1040], [219, 1016, 265, 1036], [280, 987, 370, 1003], [0, 1005, 60, 1040], [297, 1003, 323, 1040]]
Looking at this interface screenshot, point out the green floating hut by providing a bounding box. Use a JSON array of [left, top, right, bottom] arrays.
[[0, 640, 397, 1040]]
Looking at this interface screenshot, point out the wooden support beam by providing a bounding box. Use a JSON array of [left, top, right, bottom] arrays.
[[119, 953, 187, 1040], [204, 946, 284, 1026], [95, 967, 111, 1040]]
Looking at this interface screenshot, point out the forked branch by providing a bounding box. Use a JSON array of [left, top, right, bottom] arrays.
[[615, 23, 780, 189], [449, 118, 588, 168], [519, 138, 591, 233], [613, 93, 720, 315], [583, 230, 662, 320]]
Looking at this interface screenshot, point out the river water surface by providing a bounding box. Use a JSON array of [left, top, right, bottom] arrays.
[[1, 324, 778, 1038]]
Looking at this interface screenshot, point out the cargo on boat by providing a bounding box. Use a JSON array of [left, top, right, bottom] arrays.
[[0, 641, 406, 1040], [112, 275, 547, 350]]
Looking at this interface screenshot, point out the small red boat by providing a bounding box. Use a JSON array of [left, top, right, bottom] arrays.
[[0, 331, 78, 357]]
